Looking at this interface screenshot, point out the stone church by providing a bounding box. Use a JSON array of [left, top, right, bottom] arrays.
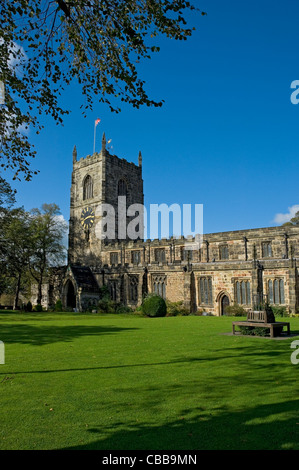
[[34, 133, 299, 315]]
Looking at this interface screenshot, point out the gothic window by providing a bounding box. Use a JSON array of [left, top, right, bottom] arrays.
[[268, 280, 274, 304], [131, 250, 141, 264], [129, 275, 139, 303], [108, 280, 117, 301], [235, 280, 251, 305], [279, 279, 285, 304], [274, 279, 279, 304], [219, 245, 229, 260], [181, 248, 193, 261], [199, 277, 213, 305], [118, 179, 127, 197], [110, 252, 118, 265], [152, 275, 167, 299], [267, 279, 285, 304], [155, 248, 166, 263], [83, 175, 93, 200], [262, 242, 272, 258]]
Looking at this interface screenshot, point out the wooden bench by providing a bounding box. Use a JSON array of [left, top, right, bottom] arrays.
[[232, 310, 290, 338]]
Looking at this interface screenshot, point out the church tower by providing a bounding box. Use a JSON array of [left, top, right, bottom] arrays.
[[68, 134, 144, 266]]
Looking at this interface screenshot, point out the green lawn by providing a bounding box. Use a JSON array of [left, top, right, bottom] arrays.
[[0, 311, 299, 450]]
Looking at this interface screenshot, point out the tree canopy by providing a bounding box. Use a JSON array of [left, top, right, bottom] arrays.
[[0, 0, 205, 181], [283, 211, 299, 227], [0, 202, 67, 308]]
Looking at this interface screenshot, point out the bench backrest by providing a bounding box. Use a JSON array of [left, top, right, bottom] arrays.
[[247, 310, 267, 323]]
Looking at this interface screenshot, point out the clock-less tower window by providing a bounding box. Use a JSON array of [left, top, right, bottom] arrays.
[[83, 175, 93, 200]]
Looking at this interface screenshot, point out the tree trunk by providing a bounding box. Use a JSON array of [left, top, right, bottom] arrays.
[[37, 278, 43, 306], [13, 272, 21, 310]]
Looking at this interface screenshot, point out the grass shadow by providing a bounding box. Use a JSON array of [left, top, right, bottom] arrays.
[[61, 399, 299, 450], [0, 323, 139, 346]]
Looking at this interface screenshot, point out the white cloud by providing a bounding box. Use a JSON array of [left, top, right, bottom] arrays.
[[273, 205, 299, 224], [0, 38, 27, 72], [8, 42, 27, 71], [0, 41, 29, 135]]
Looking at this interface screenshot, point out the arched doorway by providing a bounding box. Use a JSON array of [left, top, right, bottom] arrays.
[[66, 280, 76, 309], [221, 295, 230, 316]]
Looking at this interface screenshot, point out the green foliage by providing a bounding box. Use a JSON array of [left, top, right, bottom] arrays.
[[166, 299, 189, 316], [0, 177, 16, 209], [239, 326, 255, 335], [282, 210, 299, 227], [29, 203, 67, 305], [54, 299, 63, 312], [0, 0, 205, 181], [0, 207, 34, 309], [141, 294, 167, 318], [26, 301, 32, 312], [270, 305, 288, 317], [253, 327, 270, 337], [96, 285, 133, 314], [224, 304, 247, 317], [0, 203, 67, 308], [115, 304, 133, 314], [239, 325, 284, 337], [97, 285, 112, 313], [34, 304, 43, 312]]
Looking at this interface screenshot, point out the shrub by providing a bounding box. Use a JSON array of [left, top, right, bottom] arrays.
[[26, 301, 32, 312], [116, 304, 133, 314], [254, 327, 270, 337], [239, 325, 283, 337], [141, 294, 167, 318], [224, 304, 247, 316], [239, 326, 255, 335], [270, 305, 288, 318], [166, 300, 189, 316], [34, 304, 43, 312], [54, 299, 63, 312]]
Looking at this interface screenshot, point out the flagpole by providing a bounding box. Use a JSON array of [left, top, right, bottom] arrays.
[[93, 119, 101, 153], [93, 121, 96, 154]]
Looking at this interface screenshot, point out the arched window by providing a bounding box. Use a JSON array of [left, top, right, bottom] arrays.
[[246, 282, 251, 305], [83, 175, 93, 200], [274, 279, 279, 304], [199, 277, 212, 305], [235, 280, 251, 305], [268, 280, 274, 304], [236, 281, 241, 304], [279, 280, 285, 304], [118, 179, 127, 196], [129, 276, 139, 303], [153, 275, 167, 300], [268, 278, 285, 304]]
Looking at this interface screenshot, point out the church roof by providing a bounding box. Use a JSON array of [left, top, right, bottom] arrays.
[[70, 266, 99, 292]]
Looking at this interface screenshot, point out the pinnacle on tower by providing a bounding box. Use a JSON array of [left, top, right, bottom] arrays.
[[102, 132, 106, 153], [138, 150, 142, 167], [73, 145, 77, 163]]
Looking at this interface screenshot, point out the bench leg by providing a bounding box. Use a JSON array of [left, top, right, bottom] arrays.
[[232, 324, 235, 335], [270, 325, 274, 338]]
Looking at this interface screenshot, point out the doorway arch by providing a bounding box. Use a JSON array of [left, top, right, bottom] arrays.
[[216, 291, 231, 316], [65, 280, 76, 309], [221, 295, 230, 316]]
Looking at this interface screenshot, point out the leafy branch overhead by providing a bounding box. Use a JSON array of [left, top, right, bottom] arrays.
[[0, 0, 206, 181]]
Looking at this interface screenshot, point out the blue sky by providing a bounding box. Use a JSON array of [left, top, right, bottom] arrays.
[[10, 0, 299, 235]]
